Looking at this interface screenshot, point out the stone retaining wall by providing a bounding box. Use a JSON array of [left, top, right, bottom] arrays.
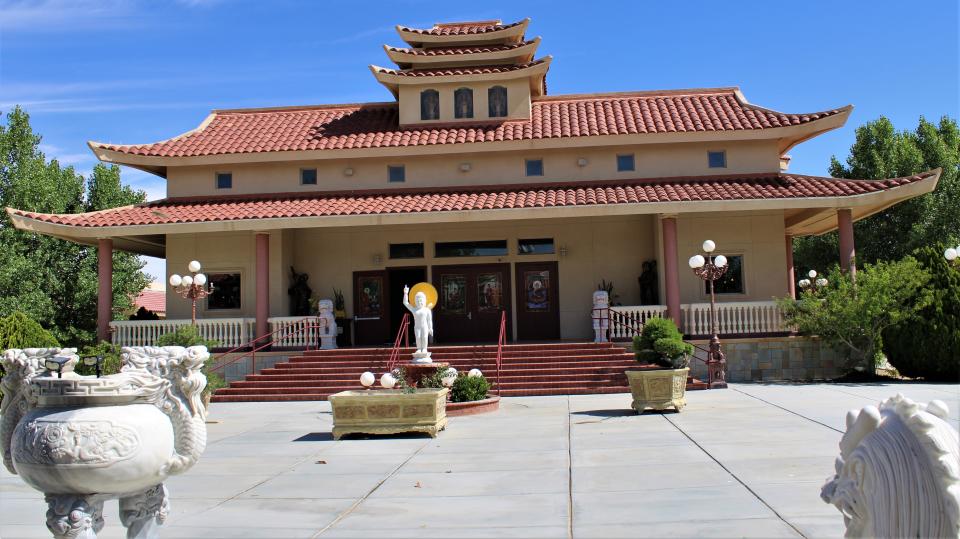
[[687, 336, 842, 382]]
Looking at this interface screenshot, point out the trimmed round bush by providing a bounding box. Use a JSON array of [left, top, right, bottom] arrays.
[[451, 373, 491, 403], [883, 246, 960, 381]]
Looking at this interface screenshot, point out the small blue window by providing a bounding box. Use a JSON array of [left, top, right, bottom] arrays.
[[708, 151, 727, 168], [301, 168, 317, 185], [617, 154, 635, 172], [525, 159, 543, 177], [388, 165, 405, 183], [216, 172, 232, 189]]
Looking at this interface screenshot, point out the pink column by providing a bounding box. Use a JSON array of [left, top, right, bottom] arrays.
[[837, 208, 856, 280], [255, 233, 270, 338], [661, 217, 682, 329], [97, 238, 113, 343], [785, 235, 796, 299]]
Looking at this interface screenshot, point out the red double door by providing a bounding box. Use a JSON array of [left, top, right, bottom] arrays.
[[432, 263, 511, 343]]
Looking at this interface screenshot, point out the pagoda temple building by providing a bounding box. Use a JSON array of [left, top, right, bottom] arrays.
[[7, 18, 940, 399]]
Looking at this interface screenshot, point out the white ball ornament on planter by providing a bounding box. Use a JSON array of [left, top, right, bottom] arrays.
[[188, 260, 202, 273], [946, 247, 958, 261], [468, 368, 482, 378], [441, 367, 458, 387], [360, 371, 375, 388], [169, 274, 182, 287], [380, 372, 397, 389]]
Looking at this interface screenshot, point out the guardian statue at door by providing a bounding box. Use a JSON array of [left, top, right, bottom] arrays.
[[403, 285, 434, 363]]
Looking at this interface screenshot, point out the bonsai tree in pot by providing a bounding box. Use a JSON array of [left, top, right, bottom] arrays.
[[627, 317, 693, 413]]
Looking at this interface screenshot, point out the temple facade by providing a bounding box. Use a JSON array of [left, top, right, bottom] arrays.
[[8, 18, 939, 356]]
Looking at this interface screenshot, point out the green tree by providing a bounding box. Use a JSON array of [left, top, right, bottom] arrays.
[[0, 107, 150, 345], [795, 116, 960, 271], [777, 258, 932, 372], [882, 245, 960, 381]]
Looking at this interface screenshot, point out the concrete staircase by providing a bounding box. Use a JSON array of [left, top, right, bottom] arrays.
[[211, 342, 707, 402]]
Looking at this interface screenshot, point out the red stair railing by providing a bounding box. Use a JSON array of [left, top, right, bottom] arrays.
[[495, 310, 506, 395], [209, 316, 328, 376], [385, 313, 410, 373]]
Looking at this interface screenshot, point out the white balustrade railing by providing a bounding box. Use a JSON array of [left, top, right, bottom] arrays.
[[609, 305, 668, 339], [110, 318, 253, 348], [682, 301, 786, 336], [607, 301, 786, 338], [267, 316, 322, 348]]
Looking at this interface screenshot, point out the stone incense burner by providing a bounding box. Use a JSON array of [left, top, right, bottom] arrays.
[[1, 346, 209, 539]]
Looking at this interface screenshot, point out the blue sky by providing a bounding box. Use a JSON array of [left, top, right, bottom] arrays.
[[2, 0, 957, 283]]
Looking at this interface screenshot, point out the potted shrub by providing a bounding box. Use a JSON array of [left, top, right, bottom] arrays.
[[627, 317, 692, 413]]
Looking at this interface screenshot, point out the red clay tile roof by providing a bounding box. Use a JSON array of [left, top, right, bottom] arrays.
[[400, 20, 522, 36], [92, 89, 848, 158], [386, 41, 536, 56], [134, 290, 165, 313], [9, 172, 935, 228], [374, 59, 546, 77]]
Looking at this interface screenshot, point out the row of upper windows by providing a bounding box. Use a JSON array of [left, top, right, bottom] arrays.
[[420, 86, 508, 121], [212, 151, 728, 189]]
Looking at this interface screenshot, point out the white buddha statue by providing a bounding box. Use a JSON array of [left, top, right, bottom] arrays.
[[403, 285, 434, 363]]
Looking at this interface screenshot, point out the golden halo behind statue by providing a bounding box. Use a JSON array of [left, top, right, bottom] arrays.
[[408, 282, 438, 310]]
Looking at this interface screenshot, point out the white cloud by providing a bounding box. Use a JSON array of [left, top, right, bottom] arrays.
[[120, 167, 166, 201]]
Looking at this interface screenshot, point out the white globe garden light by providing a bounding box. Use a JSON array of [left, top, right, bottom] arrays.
[[714, 255, 728, 268], [360, 371, 375, 388], [468, 368, 482, 378], [194, 273, 207, 286], [169, 274, 182, 287], [816, 278, 828, 287], [688, 255, 706, 269], [441, 367, 458, 387], [188, 260, 202, 273], [808, 270, 818, 279], [380, 373, 397, 389], [798, 278, 811, 288], [181, 275, 193, 287], [946, 247, 958, 261], [702, 240, 716, 253]]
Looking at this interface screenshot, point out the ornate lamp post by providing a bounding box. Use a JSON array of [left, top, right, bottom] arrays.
[[169, 260, 214, 325], [798, 269, 829, 293], [688, 240, 729, 389]]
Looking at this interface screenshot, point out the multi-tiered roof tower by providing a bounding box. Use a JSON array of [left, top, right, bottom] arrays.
[[371, 19, 550, 125]]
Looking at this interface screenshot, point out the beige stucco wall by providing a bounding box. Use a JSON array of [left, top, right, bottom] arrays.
[[397, 78, 530, 125], [165, 139, 781, 198], [163, 210, 790, 339]]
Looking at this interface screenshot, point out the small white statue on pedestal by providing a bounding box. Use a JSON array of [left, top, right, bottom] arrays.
[[592, 290, 610, 343], [821, 393, 959, 538], [317, 299, 337, 350], [403, 285, 434, 363]]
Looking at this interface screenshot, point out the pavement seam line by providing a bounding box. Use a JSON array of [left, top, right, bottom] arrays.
[[731, 386, 843, 433], [566, 395, 574, 539], [311, 439, 431, 538], [660, 413, 809, 539]]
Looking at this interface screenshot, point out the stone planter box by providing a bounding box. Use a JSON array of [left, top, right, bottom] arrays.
[[329, 388, 448, 440], [626, 367, 689, 413]]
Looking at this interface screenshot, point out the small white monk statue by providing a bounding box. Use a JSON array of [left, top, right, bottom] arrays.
[[592, 290, 610, 343], [403, 285, 434, 363]]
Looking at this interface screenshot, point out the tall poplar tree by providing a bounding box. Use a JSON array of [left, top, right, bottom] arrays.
[[0, 107, 150, 345]]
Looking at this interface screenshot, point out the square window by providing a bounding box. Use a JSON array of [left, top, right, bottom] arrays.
[[435, 240, 508, 257], [518, 238, 555, 255], [708, 255, 744, 294], [215, 172, 232, 189], [389, 243, 424, 259], [301, 168, 317, 185], [388, 165, 405, 183], [708, 151, 727, 168], [207, 272, 242, 309], [616, 154, 635, 172], [525, 159, 543, 177]]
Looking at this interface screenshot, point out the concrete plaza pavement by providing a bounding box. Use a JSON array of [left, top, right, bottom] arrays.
[[2, 382, 957, 538]]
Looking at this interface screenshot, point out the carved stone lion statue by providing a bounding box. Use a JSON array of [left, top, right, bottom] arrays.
[[821, 393, 959, 538]]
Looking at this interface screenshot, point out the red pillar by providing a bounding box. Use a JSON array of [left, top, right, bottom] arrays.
[[255, 233, 270, 338], [837, 208, 856, 280], [661, 216, 682, 330], [785, 234, 796, 299], [97, 238, 113, 343]]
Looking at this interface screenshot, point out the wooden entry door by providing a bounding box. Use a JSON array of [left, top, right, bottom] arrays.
[[515, 261, 560, 341], [432, 264, 511, 343], [353, 270, 388, 345]]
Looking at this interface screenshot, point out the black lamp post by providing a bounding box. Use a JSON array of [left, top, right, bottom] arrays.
[[688, 240, 729, 389]]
